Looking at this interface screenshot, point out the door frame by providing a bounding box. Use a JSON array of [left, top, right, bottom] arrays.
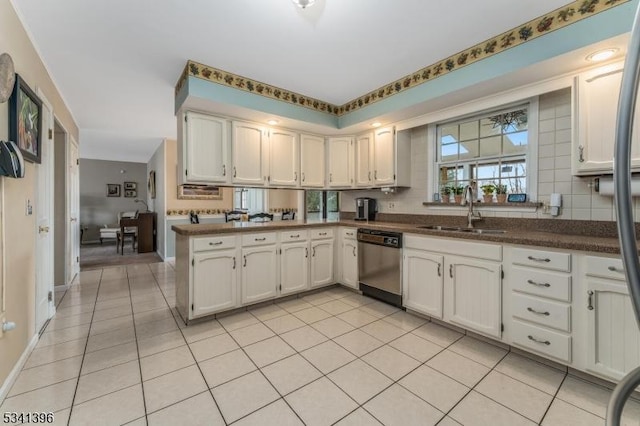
[[67, 136, 80, 283]]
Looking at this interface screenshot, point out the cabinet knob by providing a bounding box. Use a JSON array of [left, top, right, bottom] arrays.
[[578, 145, 585, 163]]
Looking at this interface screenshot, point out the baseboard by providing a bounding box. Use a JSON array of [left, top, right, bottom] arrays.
[[164, 256, 175, 262], [0, 334, 39, 403], [54, 284, 69, 292]]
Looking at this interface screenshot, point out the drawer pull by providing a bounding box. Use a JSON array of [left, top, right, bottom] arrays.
[[528, 335, 551, 345], [607, 266, 624, 273], [305, 247, 308, 258], [527, 279, 551, 288], [352, 246, 356, 257], [587, 290, 594, 310], [346, 232, 354, 236], [290, 234, 300, 238], [232, 257, 236, 269], [209, 241, 223, 246], [243, 255, 247, 267], [319, 232, 327, 236], [255, 237, 266, 241], [449, 264, 453, 278], [527, 256, 551, 263], [437, 263, 441, 277], [527, 307, 550, 316]]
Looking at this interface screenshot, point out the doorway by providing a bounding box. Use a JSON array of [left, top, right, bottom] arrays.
[[53, 120, 69, 290]]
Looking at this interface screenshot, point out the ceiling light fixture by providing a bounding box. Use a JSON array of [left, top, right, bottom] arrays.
[[371, 122, 382, 128], [267, 119, 279, 125], [586, 48, 618, 62], [292, 0, 315, 9]]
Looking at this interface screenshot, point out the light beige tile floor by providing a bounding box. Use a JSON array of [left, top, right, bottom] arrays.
[[3, 260, 640, 425]]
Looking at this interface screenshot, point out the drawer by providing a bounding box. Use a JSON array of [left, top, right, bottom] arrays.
[[192, 235, 236, 252], [585, 256, 626, 281], [311, 228, 334, 240], [341, 228, 357, 240], [280, 230, 308, 242], [511, 293, 571, 332], [241, 232, 277, 247], [512, 248, 571, 272], [511, 266, 572, 302], [405, 234, 502, 262], [510, 319, 571, 363]]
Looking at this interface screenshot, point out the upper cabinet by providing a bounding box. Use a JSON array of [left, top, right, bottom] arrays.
[[328, 137, 353, 188], [178, 111, 230, 185], [232, 121, 268, 186], [574, 62, 640, 175], [269, 129, 299, 187], [300, 134, 325, 188], [373, 127, 395, 186], [355, 133, 374, 187]]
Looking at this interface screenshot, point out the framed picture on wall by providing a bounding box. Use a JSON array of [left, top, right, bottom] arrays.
[[107, 184, 121, 197], [8, 74, 42, 163], [177, 184, 222, 200], [148, 170, 156, 199], [124, 181, 137, 190], [124, 190, 137, 198]]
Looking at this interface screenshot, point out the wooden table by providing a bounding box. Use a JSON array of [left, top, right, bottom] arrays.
[[119, 212, 157, 255]]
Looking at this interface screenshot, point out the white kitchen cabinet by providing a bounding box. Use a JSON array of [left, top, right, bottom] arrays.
[[300, 134, 325, 187], [355, 133, 374, 187], [574, 62, 640, 175], [373, 127, 395, 186], [311, 238, 334, 288], [269, 129, 299, 187], [341, 238, 358, 289], [241, 245, 278, 304], [328, 137, 353, 188], [444, 255, 502, 338], [192, 249, 237, 317], [280, 241, 309, 295], [232, 121, 268, 185], [403, 249, 444, 319], [178, 111, 229, 185]]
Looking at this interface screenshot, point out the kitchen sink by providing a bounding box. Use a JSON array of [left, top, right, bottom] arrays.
[[417, 225, 506, 234]]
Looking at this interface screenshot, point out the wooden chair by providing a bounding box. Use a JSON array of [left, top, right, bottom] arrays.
[[225, 210, 245, 222], [248, 212, 274, 222], [281, 211, 295, 221]]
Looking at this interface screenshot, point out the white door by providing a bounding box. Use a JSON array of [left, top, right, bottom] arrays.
[[374, 127, 395, 185], [341, 239, 358, 289], [586, 278, 640, 380], [328, 137, 353, 188], [241, 245, 277, 304], [35, 91, 55, 331], [403, 249, 444, 319], [300, 134, 325, 187], [280, 242, 309, 295], [355, 133, 374, 187], [444, 256, 502, 338], [269, 129, 299, 187], [232, 121, 266, 185], [68, 138, 80, 283], [183, 112, 228, 183], [192, 249, 237, 317], [311, 239, 334, 288]]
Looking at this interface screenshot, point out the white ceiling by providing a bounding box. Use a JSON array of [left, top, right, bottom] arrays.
[[12, 0, 579, 163]]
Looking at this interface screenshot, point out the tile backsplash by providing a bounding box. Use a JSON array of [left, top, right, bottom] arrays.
[[341, 87, 639, 222]]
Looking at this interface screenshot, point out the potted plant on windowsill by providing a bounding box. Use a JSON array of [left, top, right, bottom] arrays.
[[441, 185, 452, 203], [454, 184, 465, 204], [496, 184, 508, 203], [480, 184, 496, 203]]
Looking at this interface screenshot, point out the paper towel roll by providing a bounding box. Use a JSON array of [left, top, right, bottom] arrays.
[[596, 176, 640, 196]]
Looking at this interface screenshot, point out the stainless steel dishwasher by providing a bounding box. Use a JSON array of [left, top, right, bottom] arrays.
[[357, 228, 402, 307]]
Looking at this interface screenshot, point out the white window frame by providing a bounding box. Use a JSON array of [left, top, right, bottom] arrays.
[[233, 188, 268, 214], [427, 97, 539, 204]]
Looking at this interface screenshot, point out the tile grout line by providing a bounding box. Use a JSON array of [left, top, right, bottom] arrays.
[[538, 372, 569, 424]]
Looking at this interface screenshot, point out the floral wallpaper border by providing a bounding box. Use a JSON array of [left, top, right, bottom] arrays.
[[176, 0, 629, 117], [166, 208, 297, 216]]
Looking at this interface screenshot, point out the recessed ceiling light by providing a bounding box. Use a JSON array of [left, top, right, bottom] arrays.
[[267, 119, 279, 125], [371, 122, 382, 127], [586, 48, 618, 62], [292, 0, 315, 9]]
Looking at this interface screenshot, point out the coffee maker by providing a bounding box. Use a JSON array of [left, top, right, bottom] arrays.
[[354, 198, 377, 221]]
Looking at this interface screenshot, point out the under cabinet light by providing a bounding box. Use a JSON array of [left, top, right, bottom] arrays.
[[267, 120, 279, 125], [586, 48, 618, 62]]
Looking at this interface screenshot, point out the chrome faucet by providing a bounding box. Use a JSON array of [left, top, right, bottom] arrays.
[[461, 184, 482, 228]]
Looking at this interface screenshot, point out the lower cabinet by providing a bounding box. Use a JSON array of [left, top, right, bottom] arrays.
[[444, 256, 502, 338], [311, 239, 334, 288], [341, 238, 358, 289], [192, 249, 237, 318], [280, 241, 309, 295], [403, 249, 443, 319], [241, 245, 278, 304]]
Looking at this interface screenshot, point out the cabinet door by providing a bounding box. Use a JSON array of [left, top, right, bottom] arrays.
[[374, 127, 395, 185], [311, 240, 334, 288], [182, 112, 228, 184], [192, 249, 237, 317], [232, 121, 267, 185], [355, 133, 374, 187], [575, 65, 640, 175], [328, 137, 353, 188], [280, 241, 309, 295], [270, 129, 299, 187], [341, 239, 358, 289], [403, 249, 443, 319], [586, 278, 640, 381], [241, 245, 277, 304], [444, 256, 502, 338], [300, 134, 325, 187]]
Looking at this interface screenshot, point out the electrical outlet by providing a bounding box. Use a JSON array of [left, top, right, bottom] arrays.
[[388, 202, 395, 210], [540, 197, 551, 214]]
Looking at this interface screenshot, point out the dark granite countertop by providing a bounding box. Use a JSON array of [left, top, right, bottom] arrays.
[[172, 216, 629, 254]]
